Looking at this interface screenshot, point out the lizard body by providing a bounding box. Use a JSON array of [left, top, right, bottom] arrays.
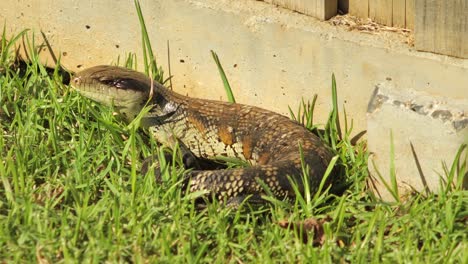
[[72, 65, 335, 205]]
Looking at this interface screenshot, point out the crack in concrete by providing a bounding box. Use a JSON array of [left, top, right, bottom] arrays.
[[368, 84, 468, 131]]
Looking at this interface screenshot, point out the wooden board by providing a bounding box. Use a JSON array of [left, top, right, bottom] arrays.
[[369, 0, 393, 26], [349, 0, 369, 19], [392, 0, 406, 28], [266, 0, 337, 20], [406, 0, 415, 30], [316, 0, 338, 20], [415, 0, 468, 58], [349, 0, 415, 29]]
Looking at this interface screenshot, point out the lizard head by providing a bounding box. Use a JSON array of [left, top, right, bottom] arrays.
[[71, 65, 153, 121]]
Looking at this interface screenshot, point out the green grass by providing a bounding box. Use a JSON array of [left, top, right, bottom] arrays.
[[1, 25, 467, 264]]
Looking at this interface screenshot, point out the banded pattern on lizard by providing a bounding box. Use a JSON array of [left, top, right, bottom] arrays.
[[72, 65, 335, 205]]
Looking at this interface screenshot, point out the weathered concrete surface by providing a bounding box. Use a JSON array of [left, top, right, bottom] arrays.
[[1, 0, 467, 133], [368, 83, 468, 201], [1, 0, 467, 198]]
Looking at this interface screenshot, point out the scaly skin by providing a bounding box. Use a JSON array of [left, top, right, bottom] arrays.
[[72, 65, 335, 205]]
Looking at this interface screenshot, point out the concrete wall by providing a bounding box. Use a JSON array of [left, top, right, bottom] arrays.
[[367, 83, 468, 200], [1, 0, 467, 199]]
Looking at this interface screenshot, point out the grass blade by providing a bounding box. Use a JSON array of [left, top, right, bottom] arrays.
[[211, 50, 235, 103]]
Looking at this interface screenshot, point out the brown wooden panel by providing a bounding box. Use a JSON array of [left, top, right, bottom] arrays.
[[406, 0, 415, 30], [369, 0, 393, 26], [316, 0, 338, 20], [415, 0, 468, 58], [266, 0, 337, 20], [349, 0, 369, 19], [393, 0, 406, 27]]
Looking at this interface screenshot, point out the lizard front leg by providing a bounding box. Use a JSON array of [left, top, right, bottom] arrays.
[[141, 140, 201, 182]]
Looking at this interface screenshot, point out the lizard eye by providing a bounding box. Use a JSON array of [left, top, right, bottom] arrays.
[[98, 77, 115, 86], [98, 77, 147, 92], [98, 78, 127, 89]]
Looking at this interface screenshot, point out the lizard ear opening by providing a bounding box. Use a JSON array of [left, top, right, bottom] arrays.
[[150, 91, 169, 108], [72, 76, 81, 86]]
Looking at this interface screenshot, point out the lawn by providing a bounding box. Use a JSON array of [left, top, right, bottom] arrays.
[[0, 26, 466, 263]]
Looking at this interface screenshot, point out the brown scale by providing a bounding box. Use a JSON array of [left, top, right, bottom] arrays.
[[72, 65, 336, 206]]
